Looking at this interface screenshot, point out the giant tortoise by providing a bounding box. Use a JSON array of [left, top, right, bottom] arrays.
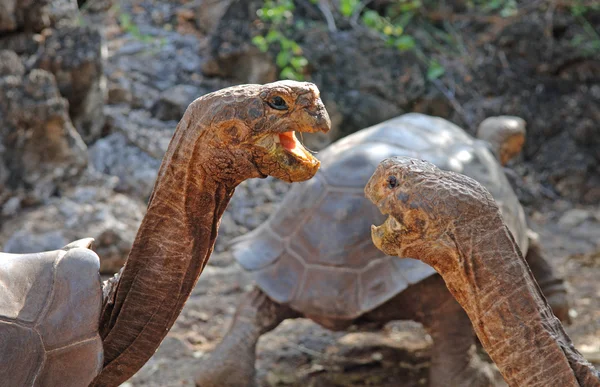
[[194, 113, 570, 387], [0, 81, 330, 386], [365, 156, 598, 386]]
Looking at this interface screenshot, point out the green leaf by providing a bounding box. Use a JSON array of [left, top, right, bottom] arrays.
[[340, 0, 359, 17], [276, 51, 292, 68], [290, 56, 308, 70], [251, 36, 269, 52], [427, 61, 445, 81], [361, 10, 381, 29], [265, 29, 281, 43], [280, 66, 303, 80], [399, 0, 422, 12], [395, 35, 416, 51]]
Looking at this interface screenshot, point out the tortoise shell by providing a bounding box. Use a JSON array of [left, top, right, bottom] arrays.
[[0, 239, 103, 386], [232, 113, 528, 322]]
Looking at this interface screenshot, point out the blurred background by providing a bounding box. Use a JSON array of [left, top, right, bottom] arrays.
[[0, 0, 599, 385]]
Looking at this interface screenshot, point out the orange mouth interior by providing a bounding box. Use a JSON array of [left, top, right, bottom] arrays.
[[278, 131, 297, 151]]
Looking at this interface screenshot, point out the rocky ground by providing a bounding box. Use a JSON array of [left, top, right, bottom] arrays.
[[1, 0, 599, 386]]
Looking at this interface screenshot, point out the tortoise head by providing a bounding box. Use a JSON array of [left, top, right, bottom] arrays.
[[477, 116, 526, 166], [364, 156, 497, 260], [191, 80, 331, 183]]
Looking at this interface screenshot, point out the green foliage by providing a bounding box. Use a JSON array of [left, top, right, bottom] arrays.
[[567, 1, 600, 54], [466, 0, 517, 17], [569, 0, 600, 17], [254, 0, 308, 80], [339, 0, 361, 17], [361, 9, 416, 51], [426, 60, 445, 80], [256, 0, 589, 82]]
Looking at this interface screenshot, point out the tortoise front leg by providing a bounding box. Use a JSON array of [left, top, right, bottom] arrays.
[[194, 287, 299, 387]]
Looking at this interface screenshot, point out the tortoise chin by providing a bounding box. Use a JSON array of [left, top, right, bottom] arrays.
[[254, 131, 321, 182], [370, 217, 403, 256]]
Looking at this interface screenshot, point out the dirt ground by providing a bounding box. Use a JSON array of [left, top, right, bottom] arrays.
[[125, 198, 600, 387]]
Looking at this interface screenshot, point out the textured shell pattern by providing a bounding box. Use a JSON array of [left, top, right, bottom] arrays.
[[0, 241, 103, 386], [232, 113, 528, 321]]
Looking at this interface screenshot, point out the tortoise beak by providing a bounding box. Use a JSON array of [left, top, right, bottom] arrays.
[[303, 97, 331, 134]]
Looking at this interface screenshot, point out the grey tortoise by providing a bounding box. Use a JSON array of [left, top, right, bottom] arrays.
[[194, 113, 570, 387]]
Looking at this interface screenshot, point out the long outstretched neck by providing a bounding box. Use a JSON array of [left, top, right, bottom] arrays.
[[91, 108, 240, 386], [431, 215, 600, 387]]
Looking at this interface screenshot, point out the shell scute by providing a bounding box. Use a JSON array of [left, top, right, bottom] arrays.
[[269, 174, 327, 237], [0, 251, 57, 322], [292, 192, 373, 266], [254, 252, 306, 304], [0, 321, 44, 386], [35, 248, 101, 350], [231, 225, 285, 271]]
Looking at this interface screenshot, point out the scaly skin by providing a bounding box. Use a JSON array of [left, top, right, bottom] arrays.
[[366, 157, 600, 387], [91, 81, 330, 386]]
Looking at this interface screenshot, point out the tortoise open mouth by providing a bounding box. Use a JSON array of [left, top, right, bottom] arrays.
[[275, 131, 314, 159], [255, 129, 320, 182]]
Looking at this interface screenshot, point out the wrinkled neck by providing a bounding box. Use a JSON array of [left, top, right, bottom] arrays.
[[92, 121, 239, 386], [427, 215, 599, 387]]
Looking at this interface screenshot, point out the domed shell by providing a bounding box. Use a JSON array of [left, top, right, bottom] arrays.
[[232, 113, 528, 321], [0, 239, 103, 386]]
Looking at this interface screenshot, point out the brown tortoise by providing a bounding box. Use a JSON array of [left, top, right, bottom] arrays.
[[366, 157, 600, 386], [194, 113, 570, 387], [0, 81, 330, 386]]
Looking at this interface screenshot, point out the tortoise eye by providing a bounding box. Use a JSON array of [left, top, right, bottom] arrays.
[[387, 175, 398, 189], [267, 96, 288, 110]]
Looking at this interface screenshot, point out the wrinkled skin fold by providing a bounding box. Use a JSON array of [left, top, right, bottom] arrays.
[[91, 81, 330, 386], [365, 156, 600, 387]]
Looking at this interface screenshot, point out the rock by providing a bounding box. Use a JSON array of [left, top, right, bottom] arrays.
[[47, 0, 79, 27], [252, 319, 431, 387], [193, 0, 232, 34], [0, 55, 88, 207], [89, 132, 161, 201], [36, 25, 106, 143], [201, 47, 277, 85], [201, 0, 277, 83], [559, 208, 592, 228], [104, 105, 175, 158], [0, 31, 42, 57], [1, 196, 21, 217], [77, 0, 113, 13], [192, 265, 252, 296], [106, 77, 132, 105], [446, 13, 600, 204], [151, 84, 203, 121], [130, 81, 160, 110], [0, 179, 145, 274], [320, 326, 432, 384], [0, 0, 50, 33], [0, 49, 24, 75]]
